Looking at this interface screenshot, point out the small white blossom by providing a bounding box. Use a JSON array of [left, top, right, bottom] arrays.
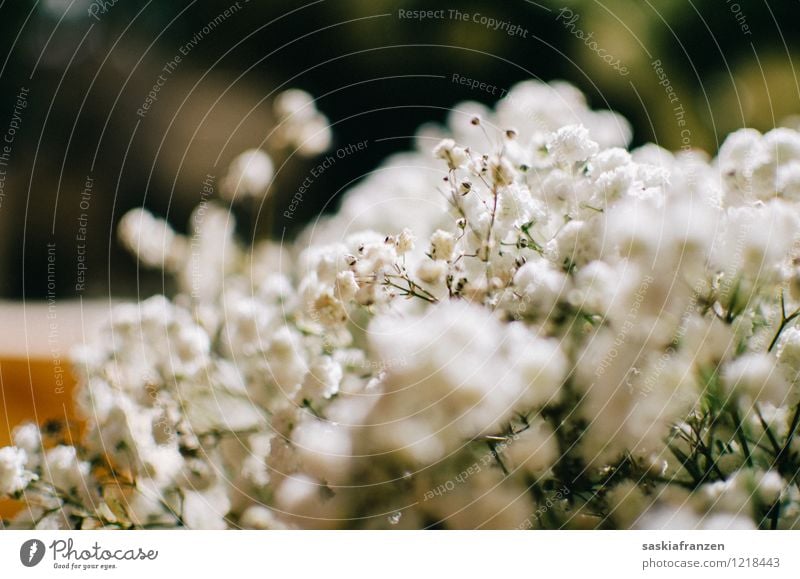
[[118, 208, 182, 270], [220, 148, 274, 200], [547, 124, 599, 165], [396, 228, 416, 254], [723, 353, 790, 406], [12, 423, 41, 456], [273, 89, 332, 156], [433, 138, 469, 170], [0, 447, 32, 496], [429, 229, 456, 261], [42, 446, 89, 493]]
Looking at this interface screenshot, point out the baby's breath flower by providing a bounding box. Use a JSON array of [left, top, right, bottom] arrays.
[[118, 208, 183, 270], [273, 89, 332, 156], [547, 124, 599, 165], [14, 80, 800, 530], [429, 229, 456, 261], [220, 148, 274, 201], [0, 446, 32, 496], [433, 138, 469, 170]]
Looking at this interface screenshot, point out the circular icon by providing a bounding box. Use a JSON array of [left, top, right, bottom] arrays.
[[20, 539, 46, 567]]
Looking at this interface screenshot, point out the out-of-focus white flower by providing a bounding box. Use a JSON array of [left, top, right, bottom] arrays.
[[300, 356, 343, 403], [701, 513, 756, 530], [433, 138, 469, 170], [273, 89, 332, 157], [755, 470, 784, 504], [12, 423, 41, 457], [239, 505, 287, 529], [777, 327, 800, 375], [220, 149, 274, 201], [396, 228, 416, 254], [42, 446, 89, 493], [118, 208, 183, 270], [429, 229, 456, 261], [488, 155, 516, 187], [0, 446, 32, 495], [291, 417, 351, 484], [513, 257, 568, 315], [182, 484, 230, 529], [503, 418, 558, 474], [723, 353, 790, 406], [273, 89, 317, 122], [181, 202, 239, 303]]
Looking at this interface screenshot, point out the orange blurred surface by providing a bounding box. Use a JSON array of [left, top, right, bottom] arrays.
[[0, 357, 79, 520]]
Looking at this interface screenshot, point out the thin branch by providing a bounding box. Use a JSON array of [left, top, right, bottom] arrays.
[[768, 289, 800, 352]]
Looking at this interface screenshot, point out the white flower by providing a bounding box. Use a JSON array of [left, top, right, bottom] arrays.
[[713, 201, 800, 279], [417, 259, 448, 285], [433, 138, 469, 170], [776, 326, 800, 375], [300, 356, 343, 403], [164, 323, 210, 378], [273, 89, 332, 156], [488, 155, 516, 187], [42, 446, 89, 493], [396, 228, 416, 254], [429, 229, 456, 261], [12, 423, 41, 456], [118, 208, 182, 270], [591, 147, 632, 173], [310, 292, 348, 327], [291, 417, 351, 484], [366, 301, 539, 463], [221, 148, 274, 200], [182, 483, 230, 529], [506, 324, 568, 408], [701, 513, 756, 530], [755, 470, 784, 504], [0, 446, 32, 495], [545, 219, 599, 267], [273, 89, 317, 121], [240, 505, 287, 529], [547, 124, 599, 165], [180, 202, 238, 303], [334, 270, 359, 302], [20, 80, 800, 530], [723, 353, 790, 406], [513, 257, 568, 316], [777, 161, 800, 199], [495, 184, 539, 228]]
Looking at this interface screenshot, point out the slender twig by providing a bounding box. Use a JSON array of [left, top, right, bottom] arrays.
[[486, 441, 509, 475], [755, 405, 782, 455], [383, 274, 438, 304], [482, 183, 499, 263], [770, 501, 780, 530], [768, 290, 800, 352], [730, 407, 753, 468]]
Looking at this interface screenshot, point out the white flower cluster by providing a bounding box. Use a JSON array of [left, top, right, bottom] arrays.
[[5, 80, 800, 530]]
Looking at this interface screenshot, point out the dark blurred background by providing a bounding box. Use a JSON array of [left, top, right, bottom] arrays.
[[0, 0, 798, 300]]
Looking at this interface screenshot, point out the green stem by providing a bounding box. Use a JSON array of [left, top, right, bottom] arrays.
[[730, 407, 753, 468]]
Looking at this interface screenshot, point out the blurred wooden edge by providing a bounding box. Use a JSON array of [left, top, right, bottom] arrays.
[[0, 300, 113, 359], [1, 300, 112, 521]]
